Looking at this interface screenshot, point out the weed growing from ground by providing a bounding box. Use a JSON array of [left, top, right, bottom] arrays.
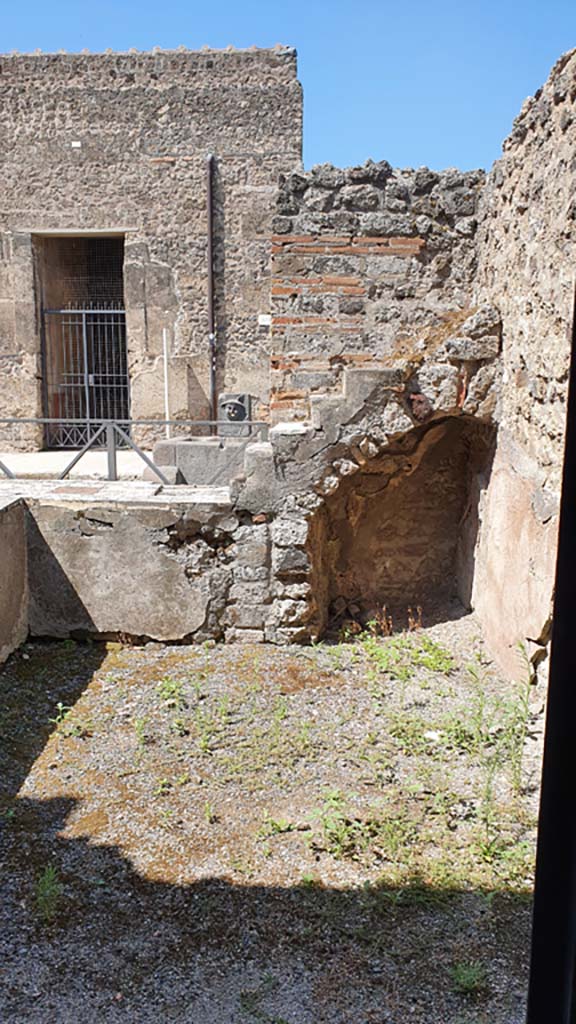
[[50, 701, 72, 725], [309, 790, 365, 859], [216, 694, 231, 725], [50, 702, 93, 738], [204, 800, 218, 824], [361, 632, 453, 680], [388, 712, 436, 756], [170, 716, 190, 737], [133, 716, 149, 756], [1, 805, 16, 824], [366, 605, 394, 636], [191, 704, 218, 754], [35, 864, 63, 922], [156, 677, 186, 710], [309, 791, 417, 863], [450, 959, 488, 996], [239, 974, 289, 1024], [362, 875, 450, 908], [298, 873, 320, 888], [358, 748, 396, 787], [375, 808, 418, 860], [499, 670, 532, 794], [257, 811, 296, 840]]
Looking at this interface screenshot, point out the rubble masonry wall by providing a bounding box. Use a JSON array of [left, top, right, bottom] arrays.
[[268, 160, 485, 422], [472, 49, 576, 677]]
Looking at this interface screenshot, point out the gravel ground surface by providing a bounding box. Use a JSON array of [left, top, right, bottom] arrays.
[[0, 608, 544, 1023]]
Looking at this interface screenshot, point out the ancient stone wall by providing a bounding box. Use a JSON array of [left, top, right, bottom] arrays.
[[472, 49, 576, 677], [268, 161, 484, 421], [2, 45, 574, 680], [0, 47, 302, 440], [22, 490, 322, 646], [0, 498, 27, 662], [0, 310, 501, 652], [26, 498, 264, 642]]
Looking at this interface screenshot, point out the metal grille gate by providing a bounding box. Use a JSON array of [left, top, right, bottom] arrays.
[[42, 306, 130, 448]]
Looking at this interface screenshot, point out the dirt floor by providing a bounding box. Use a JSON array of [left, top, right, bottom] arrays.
[[0, 609, 544, 1023]]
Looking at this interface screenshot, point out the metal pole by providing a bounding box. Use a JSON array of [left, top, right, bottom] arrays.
[[113, 423, 171, 486], [207, 153, 218, 435], [81, 311, 92, 441], [39, 309, 51, 449], [105, 422, 118, 481], [526, 285, 576, 1024], [162, 328, 171, 440], [57, 423, 106, 479]]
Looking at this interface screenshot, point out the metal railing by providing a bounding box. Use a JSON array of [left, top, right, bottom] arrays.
[[41, 307, 130, 447], [0, 418, 269, 484]]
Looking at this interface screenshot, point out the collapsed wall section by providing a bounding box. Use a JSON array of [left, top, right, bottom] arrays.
[[25, 499, 273, 643], [244, 416, 495, 644], [233, 331, 502, 642], [473, 48, 576, 677]]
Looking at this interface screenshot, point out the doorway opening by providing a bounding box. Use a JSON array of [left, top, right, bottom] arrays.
[[34, 235, 129, 448]]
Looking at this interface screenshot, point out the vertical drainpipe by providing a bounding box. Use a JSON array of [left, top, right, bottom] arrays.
[[206, 153, 217, 435]]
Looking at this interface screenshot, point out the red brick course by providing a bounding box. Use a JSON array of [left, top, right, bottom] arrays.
[[271, 234, 425, 257]]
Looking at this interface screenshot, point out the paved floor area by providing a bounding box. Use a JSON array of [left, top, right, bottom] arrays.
[[0, 449, 146, 480]]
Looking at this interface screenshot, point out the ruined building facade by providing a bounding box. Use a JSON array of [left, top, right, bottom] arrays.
[[0, 46, 575, 679], [0, 48, 302, 436]]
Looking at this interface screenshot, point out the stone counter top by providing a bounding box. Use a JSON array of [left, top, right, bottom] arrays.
[[0, 480, 232, 510]]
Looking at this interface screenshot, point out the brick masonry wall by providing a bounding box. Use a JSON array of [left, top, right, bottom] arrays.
[[268, 160, 484, 420], [0, 47, 302, 440]]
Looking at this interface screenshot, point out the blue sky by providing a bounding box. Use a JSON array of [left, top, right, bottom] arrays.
[[1, 0, 575, 172]]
